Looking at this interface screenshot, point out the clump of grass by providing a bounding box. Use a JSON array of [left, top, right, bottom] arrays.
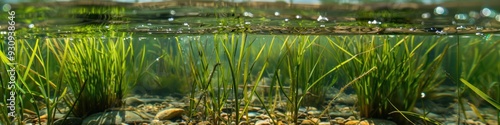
[[459, 38, 500, 106], [58, 35, 142, 118], [0, 38, 70, 124], [181, 33, 270, 124], [264, 35, 358, 124], [336, 35, 448, 122]]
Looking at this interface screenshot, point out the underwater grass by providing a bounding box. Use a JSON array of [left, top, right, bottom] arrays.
[[333, 35, 448, 122], [56, 34, 144, 118], [0, 38, 70, 124], [261, 35, 358, 123], [180, 34, 270, 124], [459, 39, 500, 106]]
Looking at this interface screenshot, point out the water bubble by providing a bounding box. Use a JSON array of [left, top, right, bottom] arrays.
[[168, 17, 174, 21], [147, 23, 152, 25], [244, 12, 253, 17], [320, 24, 325, 27], [170, 10, 176, 15], [481, 8, 492, 17], [156, 57, 160, 61], [436, 30, 446, 35], [422, 12, 431, 19], [105, 25, 110, 29], [454, 14, 468, 20], [274, 11, 280, 16], [368, 20, 381, 24], [434, 6, 447, 15], [469, 11, 479, 19], [245, 21, 251, 25], [3, 4, 11, 12], [0, 31, 6, 34], [317, 15, 328, 22], [296, 15, 302, 19], [29, 24, 35, 28], [284, 18, 289, 22], [421, 92, 425, 98], [183, 22, 189, 26]]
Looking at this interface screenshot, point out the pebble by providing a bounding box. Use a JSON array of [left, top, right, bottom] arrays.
[[300, 119, 316, 125], [82, 110, 149, 125], [150, 120, 163, 125], [125, 97, 145, 106], [155, 108, 184, 120], [344, 120, 369, 125], [255, 120, 271, 125]]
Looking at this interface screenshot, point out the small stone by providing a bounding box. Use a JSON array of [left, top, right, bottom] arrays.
[[332, 117, 345, 124], [197, 121, 211, 125], [345, 120, 369, 125], [125, 97, 145, 106], [301, 119, 315, 125], [318, 122, 330, 125], [255, 120, 271, 125], [347, 116, 356, 120], [155, 108, 184, 120], [465, 119, 475, 124], [307, 110, 322, 116], [54, 117, 83, 125], [487, 120, 498, 125], [151, 120, 163, 125]]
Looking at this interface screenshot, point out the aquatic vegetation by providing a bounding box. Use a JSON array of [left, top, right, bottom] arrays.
[[180, 34, 269, 124], [335, 35, 449, 122], [56, 35, 143, 118], [0, 38, 69, 124], [459, 39, 500, 106]]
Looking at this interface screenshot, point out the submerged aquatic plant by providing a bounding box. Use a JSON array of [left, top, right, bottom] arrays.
[[265, 35, 358, 124], [181, 34, 270, 124], [459, 39, 500, 106], [58, 35, 143, 117], [336, 35, 448, 122]]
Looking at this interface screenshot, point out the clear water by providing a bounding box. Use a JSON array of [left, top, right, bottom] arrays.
[[0, 0, 499, 125]]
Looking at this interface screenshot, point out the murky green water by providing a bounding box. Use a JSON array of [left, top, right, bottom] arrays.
[[0, 0, 499, 125]]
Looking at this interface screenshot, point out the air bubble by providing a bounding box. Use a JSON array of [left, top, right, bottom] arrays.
[[147, 23, 152, 25], [274, 11, 280, 16], [168, 17, 174, 21], [469, 11, 479, 19], [320, 24, 325, 27], [317, 15, 328, 22], [422, 12, 431, 19], [454, 14, 468, 20], [481, 8, 492, 17], [284, 18, 289, 22], [456, 26, 466, 30], [244, 12, 253, 17], [434, 6, 447, 15], [183, 23, 189, 26], [245, 22, 251, 25], [105, 25, 110, 29], [170, 10, 176, 15], [296, 15, 302, 19], [3, 4, 11, 12], [368, 20, 381, 24], [29, 24, 35, 28]]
